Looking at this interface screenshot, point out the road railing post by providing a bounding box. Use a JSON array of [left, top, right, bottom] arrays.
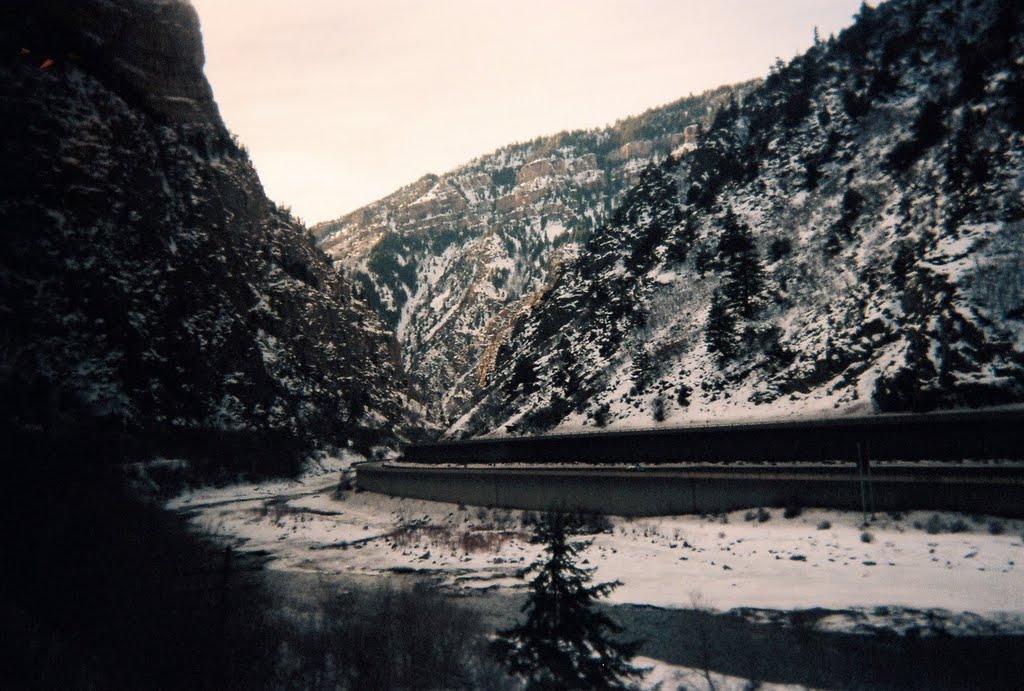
[[865, 439, 876, 519], [857, 442, 868, 526]]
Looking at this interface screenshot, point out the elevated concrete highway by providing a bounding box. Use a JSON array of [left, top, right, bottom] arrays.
[[357, 410, 1024, 516], [356, 461, 1024, 517]]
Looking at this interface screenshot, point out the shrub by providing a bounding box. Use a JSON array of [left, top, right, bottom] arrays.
[[817, 520, 832, 530], [769, 237, 793, 262], [493, 508, 515, 530], [921, 514, 970, 534], [783, 502, 802, 519], [988, 521, 1006, 535], [569, 511, 614, 535], [651, 396, 666, 422], [316, 583, 510, 689], [860, 531, 874, 543], [335, 474, 353, 494], [675, 382, 692, 407], [887, 100, 947, 172], [757, 508, 771, 523], [949, 518, 969, 533]]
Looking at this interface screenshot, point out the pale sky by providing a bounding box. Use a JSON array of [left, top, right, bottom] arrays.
[[191, 1, 866, 224]]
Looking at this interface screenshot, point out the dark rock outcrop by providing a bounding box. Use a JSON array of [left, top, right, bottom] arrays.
[[1, 0, 417, 469]]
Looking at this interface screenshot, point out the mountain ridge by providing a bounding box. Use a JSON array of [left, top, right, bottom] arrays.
[[314, 83, 753, 424], [452, 0, 1024, 438]]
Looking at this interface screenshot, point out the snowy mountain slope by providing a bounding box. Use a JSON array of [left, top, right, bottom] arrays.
[[313, 85, 750, 424], [454, 0, 1024, 437], [0, 0, 419, 468]]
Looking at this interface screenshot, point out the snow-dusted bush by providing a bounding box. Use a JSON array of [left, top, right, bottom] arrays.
[[312, 583, 512, 689], [949, 519, 970, 533]]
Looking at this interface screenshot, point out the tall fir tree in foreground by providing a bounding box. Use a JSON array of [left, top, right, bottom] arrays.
[[491, 512, 645, 689]]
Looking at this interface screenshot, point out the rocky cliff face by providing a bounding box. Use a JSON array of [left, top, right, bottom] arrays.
[[455, 0, 1024, 437], [314, 85, 748, 424], [1, 0, 417, 468]]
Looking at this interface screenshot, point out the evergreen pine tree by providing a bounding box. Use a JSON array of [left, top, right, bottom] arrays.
[[651, 396, 666, 422], [630, 349, 653, 395], [705, 289, 737, 361], [717, 209, 764, 318], [491, 512, 645, 690]]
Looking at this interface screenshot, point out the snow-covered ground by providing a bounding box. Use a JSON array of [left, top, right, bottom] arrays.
[[168, 455, 1024, 635], [166, 454, 1022, 688], [636, 657, 810, 691]]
